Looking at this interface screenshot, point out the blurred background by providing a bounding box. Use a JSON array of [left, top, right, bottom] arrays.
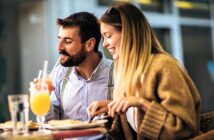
[[0, 0, 214, 122]]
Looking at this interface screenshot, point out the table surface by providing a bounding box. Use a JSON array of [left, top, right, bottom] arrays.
[[0, 127, 107, 139]]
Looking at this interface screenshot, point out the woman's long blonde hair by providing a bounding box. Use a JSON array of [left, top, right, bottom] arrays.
[[101, 3, 167, 98]]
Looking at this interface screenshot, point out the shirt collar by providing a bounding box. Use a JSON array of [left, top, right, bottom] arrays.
[[70, 51, 106, 81]]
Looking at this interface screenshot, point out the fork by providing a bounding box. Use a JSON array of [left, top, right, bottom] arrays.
[[88, 116, 95, 123], [88, 114, 110, 123]]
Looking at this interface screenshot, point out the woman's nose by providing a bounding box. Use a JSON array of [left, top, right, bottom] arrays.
[[102, 41, 108, 48]]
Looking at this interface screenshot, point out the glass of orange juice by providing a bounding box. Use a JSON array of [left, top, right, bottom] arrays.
[[30, 61, 52, 133], [30, 80, 51, 133]]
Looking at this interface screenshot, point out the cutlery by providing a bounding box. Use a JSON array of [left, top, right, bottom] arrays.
[[88, 116, 95, 123], [88, 114, 111, 123]]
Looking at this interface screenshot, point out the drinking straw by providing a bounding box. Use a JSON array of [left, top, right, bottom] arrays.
[[42, 60, 48, 78], [37, 70, 43, 79], [41, 60, 48, 89], [49, 57, 60, 78], [36, 69, 43, 91]]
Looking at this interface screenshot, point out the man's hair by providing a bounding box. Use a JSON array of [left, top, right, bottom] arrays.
[[57, 12, 101, 52]]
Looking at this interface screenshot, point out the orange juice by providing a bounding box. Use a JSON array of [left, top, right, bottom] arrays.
[[30, 92, 51, 116]]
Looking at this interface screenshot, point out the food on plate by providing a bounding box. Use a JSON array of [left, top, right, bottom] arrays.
[[45, 120, 108, 130], [0, 120, 38, 129], [48, 119, 82, 126], [27, 121, 39, 129]]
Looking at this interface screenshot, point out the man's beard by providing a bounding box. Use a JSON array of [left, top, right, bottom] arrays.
[[59, 46, 86, 67]]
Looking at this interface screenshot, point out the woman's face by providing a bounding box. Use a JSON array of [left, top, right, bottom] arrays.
[[100, 22, 121, 60]]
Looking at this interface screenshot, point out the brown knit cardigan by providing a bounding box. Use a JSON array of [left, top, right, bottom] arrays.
[[108, 53, 201, 140]]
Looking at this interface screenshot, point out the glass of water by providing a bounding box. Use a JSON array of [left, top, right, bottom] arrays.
[[8, 94, 29, 135]]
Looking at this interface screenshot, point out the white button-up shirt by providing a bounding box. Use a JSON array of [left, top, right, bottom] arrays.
[[46, 53, 113, 121]]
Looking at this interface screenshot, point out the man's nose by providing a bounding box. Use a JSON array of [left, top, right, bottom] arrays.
[[57, 40, 64, 51]]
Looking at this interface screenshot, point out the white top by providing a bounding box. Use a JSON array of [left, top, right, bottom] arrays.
[[126, 107, 138, 132]]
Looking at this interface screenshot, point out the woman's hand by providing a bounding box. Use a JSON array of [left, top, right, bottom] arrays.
[[87, 100, 111, 117], [108, 97, 151, 117]]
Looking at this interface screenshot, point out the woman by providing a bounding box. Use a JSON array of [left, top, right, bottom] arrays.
[[87, 3, 201, 140]]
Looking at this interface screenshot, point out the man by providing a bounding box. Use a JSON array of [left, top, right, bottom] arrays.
[[45, 12, 113, 122]]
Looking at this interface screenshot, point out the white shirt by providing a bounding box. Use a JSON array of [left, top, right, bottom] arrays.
[[46, 53, 112, 121]]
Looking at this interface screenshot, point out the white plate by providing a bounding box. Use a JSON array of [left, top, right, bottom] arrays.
[[44, 120, 107, 130]]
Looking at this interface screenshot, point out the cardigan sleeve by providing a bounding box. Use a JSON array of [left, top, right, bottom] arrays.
[[108, 115, 126, 139], [139, 56, 201, 140]]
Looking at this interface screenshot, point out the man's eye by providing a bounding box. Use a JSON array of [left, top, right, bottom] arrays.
[[65, 40, 72, 44]]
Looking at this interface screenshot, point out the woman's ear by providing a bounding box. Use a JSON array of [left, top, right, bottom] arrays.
[[85, 38, 96, 52]]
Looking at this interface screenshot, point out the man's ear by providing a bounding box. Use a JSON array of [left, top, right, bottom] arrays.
[[85, 38, 96, 52]]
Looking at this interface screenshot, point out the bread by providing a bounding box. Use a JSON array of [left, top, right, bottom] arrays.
[[0, 120, 38, 129], [27, 121, 39, 129], [48, 119, 82, 126]]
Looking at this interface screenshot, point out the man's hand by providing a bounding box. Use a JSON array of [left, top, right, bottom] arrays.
[[29, 78, 55, 94], [87, 100, 110, 117]]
